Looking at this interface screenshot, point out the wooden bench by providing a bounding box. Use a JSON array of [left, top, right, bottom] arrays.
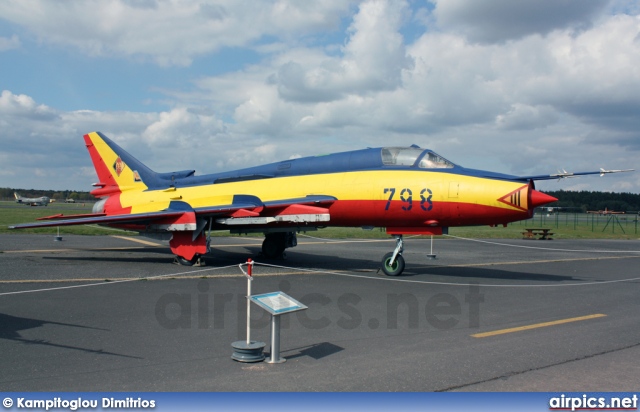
[[522, 228, 554, 240]]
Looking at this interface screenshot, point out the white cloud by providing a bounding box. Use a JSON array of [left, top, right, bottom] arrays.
[[0, 34, 21, 51], [272, 0, 412, 103], [0, 90, 57, 120], [496, 104, 558, 131], [0, 1, 638, 193], [0, 0, 353, 66]]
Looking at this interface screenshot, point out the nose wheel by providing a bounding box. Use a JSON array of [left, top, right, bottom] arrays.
[[381, 235, 405, 276]]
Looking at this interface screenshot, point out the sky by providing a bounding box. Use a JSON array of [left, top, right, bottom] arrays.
[[0, 0, 638, 193]]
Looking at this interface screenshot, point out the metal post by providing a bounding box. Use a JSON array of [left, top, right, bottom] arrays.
[[427, 235, 436, 259], [54, 226, 62, 241], [267, 315, 285, 364], [246, 273, 251, 345]]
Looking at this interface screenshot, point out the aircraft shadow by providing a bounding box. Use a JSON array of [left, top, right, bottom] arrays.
[[213, 248, 582, 283], [402, 265, 581, 282], [0, 313, 141, 359], [41, 246, 175, 264], [41, 245, 584, 283], [43, 255, 175, 264]]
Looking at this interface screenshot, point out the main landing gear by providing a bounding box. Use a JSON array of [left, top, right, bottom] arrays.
[[172, 226, 211, 266], [381, 235, 405, 276], [262, 232, 297, 259], [175, 254, 204, 266]]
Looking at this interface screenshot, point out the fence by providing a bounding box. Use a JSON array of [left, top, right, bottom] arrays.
[[515, 210, 639, 234]]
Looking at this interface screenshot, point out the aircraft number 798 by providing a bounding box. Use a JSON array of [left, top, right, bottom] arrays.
[[384, 188, 433, 212]]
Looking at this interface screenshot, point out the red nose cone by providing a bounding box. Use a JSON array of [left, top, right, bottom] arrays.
[[530, 190, 558, 208]]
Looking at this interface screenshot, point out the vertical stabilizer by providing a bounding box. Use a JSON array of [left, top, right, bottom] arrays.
[[84, 132, 152, 196]]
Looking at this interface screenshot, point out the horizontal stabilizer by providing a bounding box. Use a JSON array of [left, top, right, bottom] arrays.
[[36, 212, 107, 221], [9, 210, 187, 230]]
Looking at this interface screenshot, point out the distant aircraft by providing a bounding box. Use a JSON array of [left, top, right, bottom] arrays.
[[10, 132, 634, 275], [541, 206, 583, 215], [14, 192, 50, 207], [541, 206, 562, 215], [586, 208, 625, 215]]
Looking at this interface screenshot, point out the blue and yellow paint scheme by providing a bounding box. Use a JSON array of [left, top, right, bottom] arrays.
[[10, 132, 631, 275]]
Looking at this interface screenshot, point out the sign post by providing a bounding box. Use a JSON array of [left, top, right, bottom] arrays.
[[250, 292, 308, 364]]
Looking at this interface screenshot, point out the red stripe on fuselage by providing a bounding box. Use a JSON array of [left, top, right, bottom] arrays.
[[103, 193, 132, 216], [205, 199, 531, 231], [327, 199, 530, 227]]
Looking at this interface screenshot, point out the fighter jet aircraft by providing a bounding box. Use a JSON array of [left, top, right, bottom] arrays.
[[10, 132, 634, 275], [14, 192, 50, 206]]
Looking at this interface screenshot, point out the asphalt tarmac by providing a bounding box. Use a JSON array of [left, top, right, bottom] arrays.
[[1, 233, 639, 391]]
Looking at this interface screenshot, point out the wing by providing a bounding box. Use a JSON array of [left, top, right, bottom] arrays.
[[10, 210, 186, 229], [9, 195, 337, 230]]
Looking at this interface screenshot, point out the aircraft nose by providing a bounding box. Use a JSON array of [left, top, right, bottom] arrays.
[[530, 189, 558, 208]]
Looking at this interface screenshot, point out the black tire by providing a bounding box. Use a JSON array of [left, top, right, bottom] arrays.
[[381, 252, 405, 276], [262, 234, 286, 259], [176, 254, 199, 266]]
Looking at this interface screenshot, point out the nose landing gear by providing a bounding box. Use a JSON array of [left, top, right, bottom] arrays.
[[381, 235, 405, 276]]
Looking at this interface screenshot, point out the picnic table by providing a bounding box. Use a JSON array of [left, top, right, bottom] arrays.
[[522, 228, 554, 240]]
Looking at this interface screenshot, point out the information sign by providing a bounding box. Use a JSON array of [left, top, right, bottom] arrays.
[[250, 292, 308, 315]]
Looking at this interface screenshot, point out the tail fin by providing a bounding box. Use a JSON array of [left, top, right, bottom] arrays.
[[84, 132, 154, 197], [14, 192, 20, 201]]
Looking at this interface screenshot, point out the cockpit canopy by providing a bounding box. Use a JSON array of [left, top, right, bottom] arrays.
[[381, 147, 455, 169]]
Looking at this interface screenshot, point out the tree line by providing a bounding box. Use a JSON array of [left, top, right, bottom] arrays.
[[544, 190, 640, 213]]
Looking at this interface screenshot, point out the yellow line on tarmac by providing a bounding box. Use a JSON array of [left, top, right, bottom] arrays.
[[3, 246, 148, 253], [110, 235, 162, 247], [471, 314, 607, 338]]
